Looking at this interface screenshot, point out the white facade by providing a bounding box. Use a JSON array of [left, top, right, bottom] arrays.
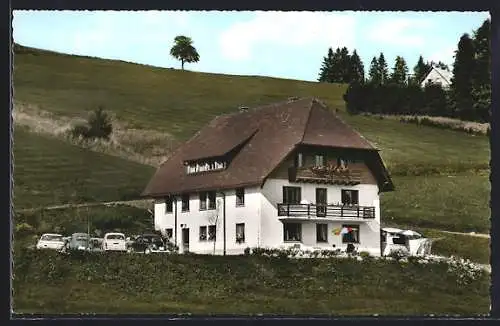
[[154, 178, 382, 256], [420, 66, 453, 90]]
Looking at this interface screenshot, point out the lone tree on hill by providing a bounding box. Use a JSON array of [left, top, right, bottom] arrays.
[[170, 35, 200, 70]]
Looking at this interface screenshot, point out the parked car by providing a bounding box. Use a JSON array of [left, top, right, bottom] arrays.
[[66, 233, 91, 251], [127, 233, 172, 254], [381, 228, 432, 257], [89, 237, 104, 252], [36, 233, 65, 251], [103, 232, 127, 252]]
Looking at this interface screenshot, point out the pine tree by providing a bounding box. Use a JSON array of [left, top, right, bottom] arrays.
[[471, 19, 491, 122], [368, 56, 381, 85], [413, 55, 431, 84], [377, 53, 389, 85], [318, 47, 335, 82], [451, 33, 475, 120], [391, 56, 409, 86], [349, 50, 365, 84], [339, 47, 351, 83]]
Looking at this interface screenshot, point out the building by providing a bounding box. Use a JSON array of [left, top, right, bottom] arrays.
[[142, 98, 394, 256], [420, 65, 453, 89]]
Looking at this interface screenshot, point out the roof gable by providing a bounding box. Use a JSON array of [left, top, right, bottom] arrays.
[[300, 101, 376, 150]]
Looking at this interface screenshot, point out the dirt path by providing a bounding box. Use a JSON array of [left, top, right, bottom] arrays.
[[438, 230, 490, 239], [15, 199, 154, 213]]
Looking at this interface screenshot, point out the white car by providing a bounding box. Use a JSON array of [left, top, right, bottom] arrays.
[[36, 233, 65, 251], [103, 232, 127, 252]]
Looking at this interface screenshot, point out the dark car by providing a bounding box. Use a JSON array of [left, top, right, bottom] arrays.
[[127, 234, 175, 254]]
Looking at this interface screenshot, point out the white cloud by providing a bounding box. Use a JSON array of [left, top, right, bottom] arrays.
[[218, 11, 357, 61], [428, 45, 456, 65], [367, 18, 433, 47]]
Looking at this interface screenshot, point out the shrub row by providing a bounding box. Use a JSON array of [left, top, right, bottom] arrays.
[[399, 116, 489, 136], [13, 247, 487, 299]]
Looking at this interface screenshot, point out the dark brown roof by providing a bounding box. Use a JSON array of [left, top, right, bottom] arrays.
[[301, 100, 376, 150], [142, 98, 393, 197]]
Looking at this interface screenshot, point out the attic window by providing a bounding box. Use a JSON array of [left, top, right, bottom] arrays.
[[186, 160, 227, 174]]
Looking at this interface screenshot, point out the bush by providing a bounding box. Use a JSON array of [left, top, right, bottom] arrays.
[[70, 106, 113, 141], [70, 124, 90, 139], [87, 107, 113, 140], [15, 223, 35, 237]]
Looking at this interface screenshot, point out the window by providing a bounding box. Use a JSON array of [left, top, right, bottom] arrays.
[[283, 186, 301, 204], [165, 228, 173, 240], [236, 188, 245, 207], [181, 194, 190, 212], [199, 192, 207, 210], [315, 154, 324, 167], [341, 189, 359, 206], [236, 223, 245, 243], [165, 196, 173, 213], [337, 157, 348, 167], [342, 224, 360, 243], [295, 153, 303, 168], [208, 225, 216, 241], [283, 223, 302, 242], [316, 224, 328, 243], [199, 226, 207, 241], [208, 191, 216, 210]]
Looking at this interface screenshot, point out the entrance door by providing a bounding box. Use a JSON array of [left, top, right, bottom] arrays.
[[181, 228, 190, 253], [316, 188, 327, 217]]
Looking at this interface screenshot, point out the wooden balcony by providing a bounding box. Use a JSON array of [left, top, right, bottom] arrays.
[[277, 203, 376, 220], [288, 166, 361, 185]]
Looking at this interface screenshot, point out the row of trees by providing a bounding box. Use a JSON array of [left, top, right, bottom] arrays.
[[319, 47, 449, 87], [318, 47, 364, 84], [338, 18, 490, 122], [451, 19, 491, 121]]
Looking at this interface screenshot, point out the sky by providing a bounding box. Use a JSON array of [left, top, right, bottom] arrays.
[[12, 11, 491, 82]]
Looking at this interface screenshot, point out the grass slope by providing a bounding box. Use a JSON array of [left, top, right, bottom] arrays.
[[13, 45, 490, 176], [14, 127, 155, 209], [382, 172, 490, 233], [13, 251, 489, 315], [13, 45, 347, 141]]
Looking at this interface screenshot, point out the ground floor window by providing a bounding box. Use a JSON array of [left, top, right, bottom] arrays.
[[165, 228, 173, 240], [208, 225, 216, 241], [283, 223, 302, 242], [342, 224, 360, 243], [316, 224, 328, 243], [236, 223, 245, 243], [199, 226, 207, 241]]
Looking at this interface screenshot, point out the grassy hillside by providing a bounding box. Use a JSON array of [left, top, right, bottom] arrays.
[[382, 172, 490, 233], [13, 127, 155, 209], [12, 45, 490, 234], [13, 45, 490, 175], [13, 250, 489, 315], [13, 45, 347, 141]]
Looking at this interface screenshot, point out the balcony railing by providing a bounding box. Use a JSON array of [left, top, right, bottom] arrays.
[[277, 203, 376, 220], [288, 166, 361, 185]]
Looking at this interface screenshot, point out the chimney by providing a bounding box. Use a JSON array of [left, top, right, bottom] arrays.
[[239, 106, 249, 112]]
